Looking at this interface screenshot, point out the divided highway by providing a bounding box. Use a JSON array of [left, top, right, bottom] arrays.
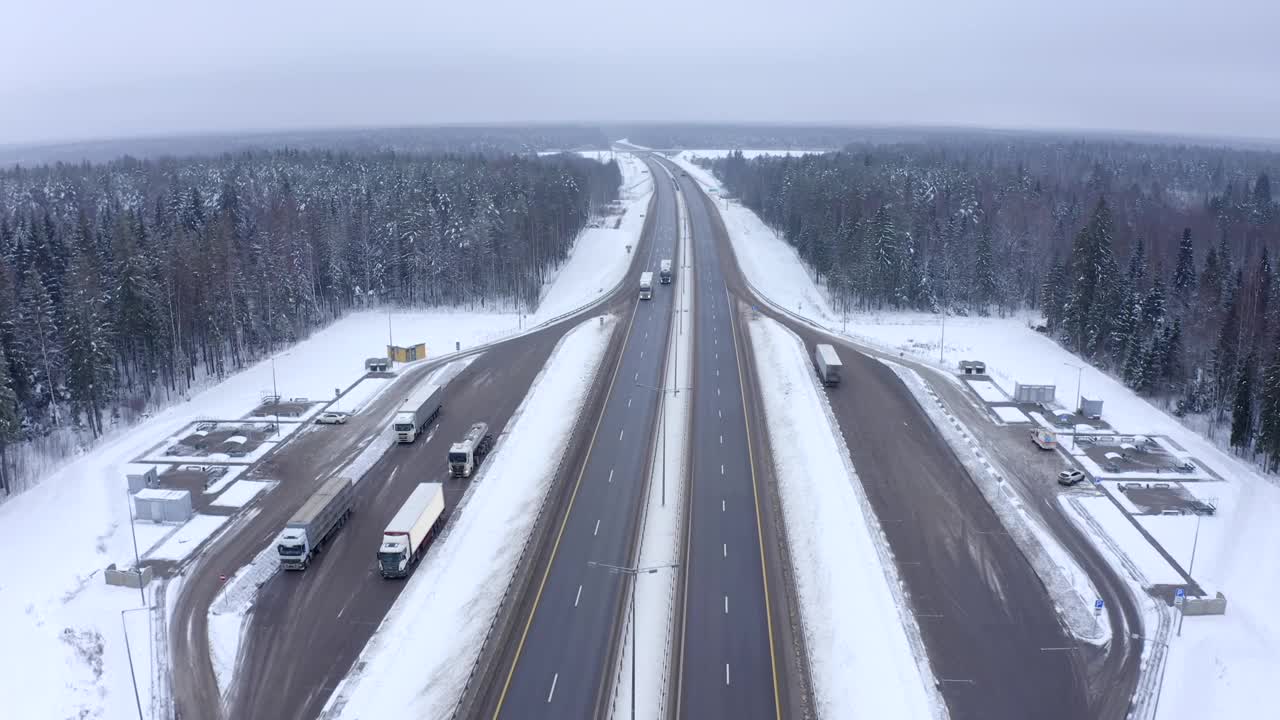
[[475, 159, 679, 719]]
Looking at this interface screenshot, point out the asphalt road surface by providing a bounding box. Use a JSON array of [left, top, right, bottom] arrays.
[[672, 166, 794, 720], [678, 166, 1097, 719], [169, 156, 663, 720], [477, 157, 680, 719]]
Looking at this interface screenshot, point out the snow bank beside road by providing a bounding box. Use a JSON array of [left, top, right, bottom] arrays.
[[533, 152, 653, 322], [323, 315, 617, 720], [750, 317, 941, 719]]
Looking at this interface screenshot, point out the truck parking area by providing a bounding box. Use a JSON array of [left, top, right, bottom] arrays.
[[955, 366, 1225, 609]]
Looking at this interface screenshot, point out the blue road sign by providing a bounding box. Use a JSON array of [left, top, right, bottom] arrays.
[[1175, 588, 1185, 597], [1095, 598, 1105, 609]]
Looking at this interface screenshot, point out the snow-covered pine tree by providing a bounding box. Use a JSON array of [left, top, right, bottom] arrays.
[[1230, 351, 1257, 452]]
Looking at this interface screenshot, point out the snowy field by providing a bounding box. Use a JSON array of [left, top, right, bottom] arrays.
[[324, 315, 616, 719], [674, 152, 1280, 720], [750, 317, 940, 718]]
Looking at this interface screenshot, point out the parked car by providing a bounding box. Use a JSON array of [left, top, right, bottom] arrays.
[[1057, 469, 1086, 486], [1189, 500, 1217, 516], [316, 412, 349, 425]]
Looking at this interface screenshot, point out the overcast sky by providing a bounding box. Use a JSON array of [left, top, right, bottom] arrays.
[[4, 0, 1279, 145]]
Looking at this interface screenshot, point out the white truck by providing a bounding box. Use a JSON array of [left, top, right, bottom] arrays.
[[659, 259, 673, 284], [449, 422, 494, 478], [276, 475, 355, 571], [814, 343, 842, 386], [639, 271, 654, 300], [393, 384, 443, 443], [377, 483, 445, 579]]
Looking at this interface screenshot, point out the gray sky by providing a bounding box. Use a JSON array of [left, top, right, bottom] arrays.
[[4, 0, 1279, 145]]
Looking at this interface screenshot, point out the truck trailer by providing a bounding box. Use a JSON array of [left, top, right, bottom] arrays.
[[377, 483, 445, 579], [659, 259, 673, 284], [393, 384, 443, 443], [276, 475, 355, 570], [814, 343, 843, 386], [449, 422, 494, 478], [639, 271, 654, 300]]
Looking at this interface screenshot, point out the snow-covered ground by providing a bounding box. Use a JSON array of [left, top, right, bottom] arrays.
[[146, 515, 231, 563], [993, 406, 1030, 423], [675, 153, 1280, 720], [323, 315, 616, 719], [750, 317, 941, 718], [328, 378, 390, 415], [209, 480, 273, 509], [532, 152, 652, 322]]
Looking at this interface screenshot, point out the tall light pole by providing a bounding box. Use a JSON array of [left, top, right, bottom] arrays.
[[1179, 513, 1203, 637], [271, 354, 280, 437], [635, 382, 691, 507], [121, 606, 151, 720], [588, 560, 679, 720], [125, 490, 146, 604], [1062, 361, 1084, 449]]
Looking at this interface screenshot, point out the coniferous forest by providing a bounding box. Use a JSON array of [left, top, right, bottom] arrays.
[[708, 139, 1280, 468], [0, 150, 621, 492]]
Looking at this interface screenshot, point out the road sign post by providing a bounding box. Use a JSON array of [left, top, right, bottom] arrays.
[[1094, 598, 1105, 616]]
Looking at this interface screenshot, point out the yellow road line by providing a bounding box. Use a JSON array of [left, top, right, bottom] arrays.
[[726, 286, 783, 720], [491, 299, 643, 719]]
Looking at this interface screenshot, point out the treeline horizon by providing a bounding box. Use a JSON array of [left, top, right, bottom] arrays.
[[0, 149, 621, 493], [708, 139, 1280, 468]]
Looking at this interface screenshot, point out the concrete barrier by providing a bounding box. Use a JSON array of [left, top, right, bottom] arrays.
[[1182, 591, 1227, 616], [105, 563, 153, 589]]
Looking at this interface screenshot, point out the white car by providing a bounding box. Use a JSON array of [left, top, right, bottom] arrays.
[[1057, 469, 1086, 486], [316, 412, 349, 425]]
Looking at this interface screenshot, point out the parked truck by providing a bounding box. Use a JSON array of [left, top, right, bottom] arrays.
[[659, 259, 673, 284], [639, 271, 654, 300], [377, 483, 445, 579], [814, 343, 842, 386], [276, 475, 355, 570], [393, 384, 443, 443], [449, 422, 494, 478]]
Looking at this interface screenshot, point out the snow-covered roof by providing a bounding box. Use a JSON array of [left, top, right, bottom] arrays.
[[135, 488, 189, 502]]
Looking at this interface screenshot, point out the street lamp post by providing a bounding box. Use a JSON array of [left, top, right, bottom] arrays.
[[588, 561, 679, 720], [1179, 514, 1203, 637], [635, 382, 691, 507], [125, 490, 146, 604], [121, 606, 151, 720], [1062, 361, 1084, 448], [271, 354, 280, 437]]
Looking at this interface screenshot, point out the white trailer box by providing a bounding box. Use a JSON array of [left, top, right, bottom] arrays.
[[378, 483, 445, 578], [814, 343, 843, 386]]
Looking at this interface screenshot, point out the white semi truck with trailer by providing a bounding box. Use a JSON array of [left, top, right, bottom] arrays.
[[377, 482, 445, 579], [814, 343, 843, 386], [639, 271, 654, 300], [276, 475, 355, 570], [393, 384, 443, 443], [449, 422, 494, 478], [659, 259, 672, 284]]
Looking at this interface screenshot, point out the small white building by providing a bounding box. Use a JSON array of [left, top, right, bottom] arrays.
[[125, 463, 159, 494], [133, 488, 193, 523]]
